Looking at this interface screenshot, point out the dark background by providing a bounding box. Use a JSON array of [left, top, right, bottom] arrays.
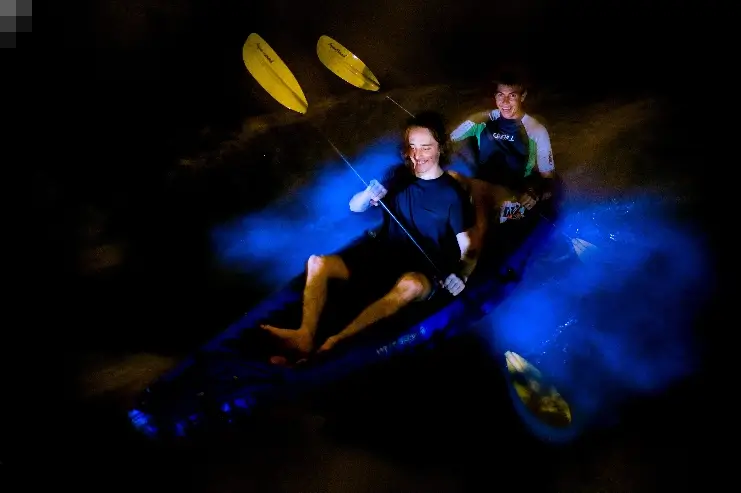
[[21, 0, 720, 490]]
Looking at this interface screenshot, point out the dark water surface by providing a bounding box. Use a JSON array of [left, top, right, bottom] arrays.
[[27, 0, 717, 490]]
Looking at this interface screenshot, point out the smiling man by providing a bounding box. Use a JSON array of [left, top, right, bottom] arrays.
[[262, 112, 477, 363], [449, 74, 557, 247]]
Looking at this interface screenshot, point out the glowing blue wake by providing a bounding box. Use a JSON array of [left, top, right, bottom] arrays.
[[212, 134, 403, 287], [484, 196, 711, 433]]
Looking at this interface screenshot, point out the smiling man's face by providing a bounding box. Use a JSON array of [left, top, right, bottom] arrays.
[[495, 83, 526, 119]]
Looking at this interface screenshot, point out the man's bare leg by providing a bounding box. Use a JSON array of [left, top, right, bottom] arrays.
[[327, 272, 432, 345], [262, 254, 350, 357]]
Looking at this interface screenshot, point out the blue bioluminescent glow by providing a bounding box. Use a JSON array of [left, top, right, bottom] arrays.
[[128, 409, 158, 439], [197, 138, 712, 444], [212, 134, 408, 287], [482, 195, 712, 438]]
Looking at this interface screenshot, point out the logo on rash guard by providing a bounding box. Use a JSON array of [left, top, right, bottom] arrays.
[[490, 132, 515, 142]]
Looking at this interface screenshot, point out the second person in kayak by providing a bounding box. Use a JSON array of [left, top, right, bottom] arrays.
[[449, 73, 557, 248]]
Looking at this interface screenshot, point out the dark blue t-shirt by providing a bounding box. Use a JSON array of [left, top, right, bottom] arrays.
[[377, 165, 474, 275]]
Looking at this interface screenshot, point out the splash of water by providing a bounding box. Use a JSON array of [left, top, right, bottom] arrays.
[[485, 195, 711, 430], [211, 134, 405, 287]]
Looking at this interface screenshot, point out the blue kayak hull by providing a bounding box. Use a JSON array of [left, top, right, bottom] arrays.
[[129, 214, 562, 441]]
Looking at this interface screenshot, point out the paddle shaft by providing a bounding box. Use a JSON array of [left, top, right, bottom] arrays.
[[313, 61, 448, 273], [319, 130, 445, 279]]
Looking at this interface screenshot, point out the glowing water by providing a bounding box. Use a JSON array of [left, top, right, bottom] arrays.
[[211, 133, 711, 440], [485, 196, 711, 435]]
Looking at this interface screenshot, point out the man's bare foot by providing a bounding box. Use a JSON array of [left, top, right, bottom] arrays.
[[261, 325, 314, 363]]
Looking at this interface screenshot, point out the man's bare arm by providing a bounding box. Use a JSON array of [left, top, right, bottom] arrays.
[[456, 231, 478, 281], [349, 180, 388, 212], [349, 188, 373, 212]]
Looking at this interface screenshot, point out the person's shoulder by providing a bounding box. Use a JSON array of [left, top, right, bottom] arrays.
[[522, 113, 550, 139], [440, 172, 471, 200]]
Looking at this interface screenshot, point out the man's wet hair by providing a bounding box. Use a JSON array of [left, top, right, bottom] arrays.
[[402, 110, 451, 166], [492, 69, 529, 93]]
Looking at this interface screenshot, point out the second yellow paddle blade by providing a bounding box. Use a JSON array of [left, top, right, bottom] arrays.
[[243, 33, 308, 114], [316, 35, 380, 92], [505, 351, 573, 428]]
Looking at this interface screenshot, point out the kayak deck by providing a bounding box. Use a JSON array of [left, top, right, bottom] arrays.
[[130, 215, 558, 440]]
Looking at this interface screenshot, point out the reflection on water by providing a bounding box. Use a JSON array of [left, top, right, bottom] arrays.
[[487, 196, 711, 441], [505, 351, 572, 428]]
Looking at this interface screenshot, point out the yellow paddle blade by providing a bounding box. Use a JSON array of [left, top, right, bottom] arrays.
[[242, 33, 308, 114], [316, 35, 380, 92], [505, 351, 572, 428]]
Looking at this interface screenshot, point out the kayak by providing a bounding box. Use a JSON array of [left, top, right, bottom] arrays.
[[128, 32, 710, 444], [128, 204, 568, 441]]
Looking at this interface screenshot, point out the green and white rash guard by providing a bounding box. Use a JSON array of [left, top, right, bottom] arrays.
[[450, 109, 555, 179]]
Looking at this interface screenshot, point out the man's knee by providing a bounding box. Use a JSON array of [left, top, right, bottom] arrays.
[[392, 272, 432, 303], [307, 254, 349, 279]]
